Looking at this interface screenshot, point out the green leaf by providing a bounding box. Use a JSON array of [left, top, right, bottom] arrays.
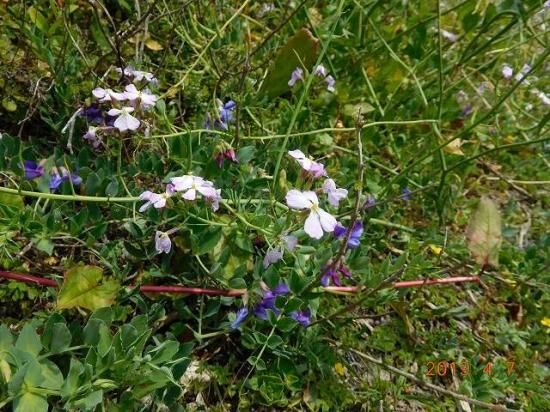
[[33, 237, 54, 256], [43, 323, 71, 354], [466, 196, 502, 268], [0, 325, 13, 352], [73, 389, 103, 410], [13, 392, 48, 412], [193, 227, 223, 255], [15, 325, 42, 357], [61, 358, 84, 398], [259, 28, 320, 98], [57, 265, 120, 311], [39, 360, 64, 390]]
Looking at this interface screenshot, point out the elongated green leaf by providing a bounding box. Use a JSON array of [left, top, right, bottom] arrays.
[[466, 196, 502, 268], [15, 325, 42, 358], [259, 28, 319, 98], [57, 265, 120, 311]]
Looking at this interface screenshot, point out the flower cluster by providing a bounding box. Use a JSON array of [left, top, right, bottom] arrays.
[[231, 283, 312, 329], [285, 149, 350, 240], [24, 160, 82, 192], [81, 67, 158, 148], [500, 62, 549, 107], [288, 64, 335, 93], [139, 175, 222, 254]]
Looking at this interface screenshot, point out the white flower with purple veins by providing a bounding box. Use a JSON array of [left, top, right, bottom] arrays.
[[117, 67, 158, 85], [314, 64, 327, 77], [92, 87, 125, 102], [139, 184, 175, 212], [107, 107, 140, 132], [155, 231, 172, 254], [83, 126, 101, 148], [170, 175, 222, 211], [288, 67, 304, 87], [322, 179, 348, 208], [123, 84, 158, 110], [502, 64, 513, 79], [441, 30, 459, 42], [288, 149, 327, 178], [286, 190, 337, 239]]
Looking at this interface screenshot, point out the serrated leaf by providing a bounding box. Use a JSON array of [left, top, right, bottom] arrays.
[[259, 28, 319, 98], [57, 265, 120, 311], [466, 196, 502, 268]]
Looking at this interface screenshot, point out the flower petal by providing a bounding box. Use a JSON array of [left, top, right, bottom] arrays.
[[317, 208, 337, 232], [286, 190, 312, 210], [304, 211, 323, 239]]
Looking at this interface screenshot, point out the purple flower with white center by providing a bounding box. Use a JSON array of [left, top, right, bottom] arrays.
[[325, 75, 336, 93], [314, 64, 327, 77], [401, 187, 412, 201], [288, 149, 327, 178], [254, 283, 290, 320], [286, 189, 337, 239], [441, 30, 458, 42], [139, 185, 175, 212], [322, 178, 348, 208], [170, 175, 222, 211], [231, 307, 249, 329], [107, 107, 140, 132], [290, 309, 311, 327], [155, 230, 172, 254], [49, 168, 82, 191], [123, 84, 158, 110], [24, 160, 44, 180], [92, 87, 125, 103], [288, 67, 303, 87], [502, 64, 513, 79], [334, 221, 363, 249]]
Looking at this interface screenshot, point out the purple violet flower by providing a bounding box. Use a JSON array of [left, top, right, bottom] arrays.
[[155, 230, 172, 254], [290, 309, 311, 327], [325, 75, 336, 93], [401, 187, 412, 201], [364, 195, 377, 209], [254, 283, 290, 320], [334, 221, 363, 249], [502, 64, 513, 79], [80, 105, 103, 124], [49, 168, 82, 191], [321, 264, 352, 287], [231, 307, 249, 329], [24, 160, 44, 180]]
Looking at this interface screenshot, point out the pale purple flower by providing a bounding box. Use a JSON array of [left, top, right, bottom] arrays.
[[288, 67, 303, 87], [231, 307, 249, 329], [139, 185, 175, 212], [263, 247, 283, 268], [325, 75, 336, 93], [321, 263, 352, 286], [282, 235, 298, 251], [155, 230, 172, 254], [288, 149, 327, 178], [117, 67, 158, 85], [545, 0, 550, 9], [123, 84, 158, 110], [314, 64, 327, 77], [83, 126, 102, 148], [401, 187, 412, 201], [92, 87, 125, 103], [322, 178, 348, 207], [441, 30, 459, 42], [502, 64, 513, 79], [107, 107, 140, 131], [170, 175, 221, 211], [286, 190, 337, 239]]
